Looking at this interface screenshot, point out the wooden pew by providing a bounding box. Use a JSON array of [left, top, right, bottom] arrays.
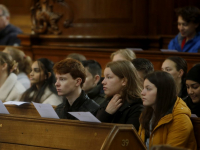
[[0, 114, 146, 150], [4, 104, 56, 117], [191, 117, 200, 150]]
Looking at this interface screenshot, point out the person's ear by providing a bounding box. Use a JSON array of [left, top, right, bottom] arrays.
[[4, 16, 10, 25], [121, 77, 127, 86], [2, 63, 7, 71], [75, 78, 82, 87], [94, 75, 100, 85], [6, 16, 10, 20], [178, 69, 184, 78]]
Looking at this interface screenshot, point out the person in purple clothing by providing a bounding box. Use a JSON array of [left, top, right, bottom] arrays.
[[168, 6, 200, 53]]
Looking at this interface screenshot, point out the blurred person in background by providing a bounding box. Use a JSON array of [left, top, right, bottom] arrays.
[[0, 4, 22, 46]]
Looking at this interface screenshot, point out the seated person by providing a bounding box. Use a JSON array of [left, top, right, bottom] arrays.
[[168, 6, 200, 52], [19, 58, 62, 106], [54, 58, 99, 119], [66, 53, 86, 62], [0, 52, 25, 102], [111, 49, 136, 61], [3, 46, 32, 89], [139, 71, 197, 150], [96, 60, 143, 131], [0, 5, 22, 46], [132, 58, 154, 82], [81, 60, 105, 105], [162, 56, 188, 99], [185, 64, 200, 117]]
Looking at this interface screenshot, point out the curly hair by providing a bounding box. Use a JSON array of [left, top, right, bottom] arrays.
[[176, 6, 200, 31]]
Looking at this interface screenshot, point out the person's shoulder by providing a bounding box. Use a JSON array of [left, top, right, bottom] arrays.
[[14, 81, 26, 91], [6, 24, 22, 34], [10, 74, 26, 93], [55, 99, 66, 110], [129, 97, 143, 105], [43, 94, 63, 106], [172, 97, 191, 117], [92, 94, 105, 105], [127, 98, 143, 111], [193, 32, 200, 46], [168, 34, 179, 47], [83, 98, 100, 110], [79, 94, 100, 113]]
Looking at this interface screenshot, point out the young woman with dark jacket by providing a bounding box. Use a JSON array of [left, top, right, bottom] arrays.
[[96, 60, 143, 131]]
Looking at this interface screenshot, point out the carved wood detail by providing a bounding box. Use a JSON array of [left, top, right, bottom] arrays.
[[31, 0, 74, 35]]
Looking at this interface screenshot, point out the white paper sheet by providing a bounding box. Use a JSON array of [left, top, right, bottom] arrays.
[[191, 114, 198, 118], [68, 112, 101, 123], [0, 100, 9, 114], [4, 101, 30, 106], [160, 49, 178, 52], [32, 102, 59, 119]]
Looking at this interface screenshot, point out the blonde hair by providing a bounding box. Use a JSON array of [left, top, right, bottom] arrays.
[[106, 60, 142, 102], [4, 47, 32, 75], [110, 49, 136, 61], [0, 51, 18, 74]]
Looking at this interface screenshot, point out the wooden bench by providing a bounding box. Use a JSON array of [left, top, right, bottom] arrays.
[[5, 104, 40, 117], [4, 104, 56, 117], [0, 114, 146, 150]]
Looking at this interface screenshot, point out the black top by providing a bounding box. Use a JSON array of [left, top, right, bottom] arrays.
[[183, 96, 200, 117], [87, 83, 105, 105], [95, 97, 143, 131], [55, 90, 99, 119], [0, 24, 22, 45], [178, 82, 188, 99]]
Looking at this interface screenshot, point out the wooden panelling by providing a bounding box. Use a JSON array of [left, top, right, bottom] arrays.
[[29, 46, 200, 71], [27, 0, 148, 36], [2, 0, 200, 36], [1, 43, 198, 72], [0, 0, 32, 33]]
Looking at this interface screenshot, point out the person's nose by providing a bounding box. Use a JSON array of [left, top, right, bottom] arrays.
[[30, 70, 33, 76], [187, 87, 194, 95], [55, 80, 60, 87], [179, 24, 184, 31], [102, 78, 106, 85], [141, 89, 145, 96]]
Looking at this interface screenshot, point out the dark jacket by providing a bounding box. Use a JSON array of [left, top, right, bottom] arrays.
[[0, 24, 22, 46], [87, 83, 105, 105], [95, 97, 143, 131], [178, 82, 188, 99], [183, 96, 200, 117], [55, 90, 99, 119]]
